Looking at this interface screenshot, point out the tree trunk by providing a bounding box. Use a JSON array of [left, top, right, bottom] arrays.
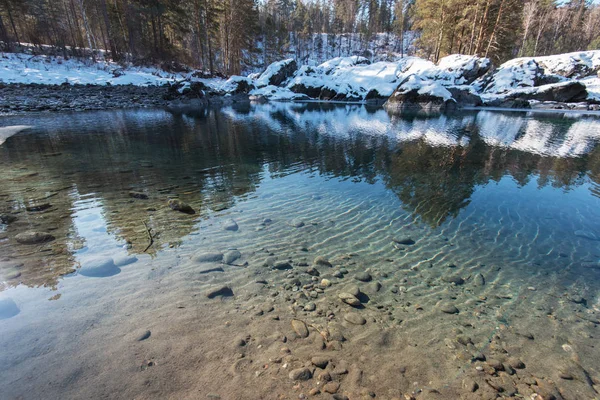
[[485, 0, 505, 58], [100, 0, 118, 60], [5, 2, 20, 45], [78, 0, 96, 61]]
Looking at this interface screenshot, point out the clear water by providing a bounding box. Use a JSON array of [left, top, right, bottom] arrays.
[[1, 104, 600, 399]]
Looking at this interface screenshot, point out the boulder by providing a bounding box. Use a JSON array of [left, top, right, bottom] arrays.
[[447, 87, 483, 107], [385, 85, 456, 113], [255, 59, 298, 87], [524, 81, 588, 103]]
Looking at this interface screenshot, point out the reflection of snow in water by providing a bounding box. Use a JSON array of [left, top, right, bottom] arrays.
[[225, 104, 600, 157], [0, 125, 33, 146]]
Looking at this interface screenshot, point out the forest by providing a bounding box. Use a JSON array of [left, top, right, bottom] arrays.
[[0, 0, 599, 75]]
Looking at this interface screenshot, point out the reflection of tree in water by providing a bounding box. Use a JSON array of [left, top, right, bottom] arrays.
[[1, 106, 599, 288]]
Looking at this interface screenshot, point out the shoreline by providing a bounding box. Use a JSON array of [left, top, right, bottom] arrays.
[[1, 83, 600, 117]]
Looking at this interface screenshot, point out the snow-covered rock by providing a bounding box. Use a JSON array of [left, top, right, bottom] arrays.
[[254, 59, 297, 88], [437, 55, 492, 85], [384, 76, 455, 113]]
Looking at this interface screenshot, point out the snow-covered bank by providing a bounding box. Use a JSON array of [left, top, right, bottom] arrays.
[[0, 52, 188, 86], [1, 50, 600, 114]]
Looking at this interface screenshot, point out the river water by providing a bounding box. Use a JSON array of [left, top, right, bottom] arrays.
[[1, 104, 600, 399]]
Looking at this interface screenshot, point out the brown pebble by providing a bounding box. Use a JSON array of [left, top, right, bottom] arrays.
[[323, 381, 340, 394]]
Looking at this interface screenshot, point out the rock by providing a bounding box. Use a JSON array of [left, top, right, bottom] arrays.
[[525, 81, 588, 103], [311, 356, 329, 369], [314, 256, 332, 268], [15, 231, 55, 245], [223, 250, 242, 265], [306, 267, 320, 276], [447, 87, 483, 107], [168, 199, 195, 214], [366, 281, 382, 293], [393, 237, 415, 245], [137, 330, 151, 341], [346, 285, 361, 297], [129, 191, 148, 200], [289, 367, 312, 381], [442, 275, 464, 285], [223, 219, 239, 231], [320, 279, 331, 288], [569, 295, 586, 305], [198, 266, 224, 274], [338, 292, 361, 307], [558, 370, 574, 380], [354, 272, 372, 282], [0, 298, 20, 320], [79, 257, 120, 278], [507, 357, 525, 369], [113, 255, 138, 267], [332, 394, 349, 400], [487, 359, 504, 371], [273, 261, 293, 270], [473, 273, 485, 287], [206, 285, 233, 298], [192, 251, 224, 263], [323, 381, 340, 394], [344, 313, 366, 325], [291, 319, 309, 338], [439, 303, 459, 314], [385, 82, 456, 113], [304, 302, 316, 311], [256, 59, 298, 87], [0, 214, 17, 224], [291, 218, 305, 228], [25, 203, 52, 212], [462, 378, 479, 392]]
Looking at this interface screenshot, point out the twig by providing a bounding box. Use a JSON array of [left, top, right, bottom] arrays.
[[142, 221, 153, 252]]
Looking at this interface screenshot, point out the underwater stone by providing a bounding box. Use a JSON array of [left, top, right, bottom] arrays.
[[442, 275, 465, 285], [291, 319, 309, 338], [113, 255, 138, 267], [393, 237, 415, 245], [314, 256, 332, 267], [272, 261, 292, 270], [0, 298, 20, 320], [338, 292, 361, 307], [354, 272, 372, 282], [439, 303, 459, 314], [223, 250, 242, 265], [192, 251, 224, 263], [289, 367, 312, 381], [223, 219, 239, 231], [206, 285, 233, 298], [291, 218, 305, 228], [167, 199, 195, 214], [15, 231, 55, 245], [344, 312, 366, 325], [473, 273, 485, 287], [79, 257, 120, 278]]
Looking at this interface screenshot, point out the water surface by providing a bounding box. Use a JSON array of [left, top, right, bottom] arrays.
[[1, 104, 600, 399]]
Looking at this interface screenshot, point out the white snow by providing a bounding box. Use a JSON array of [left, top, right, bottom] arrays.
[[0, 125, 32, 145], [254, 59, 295, 88], [0, 53, 186, 86]]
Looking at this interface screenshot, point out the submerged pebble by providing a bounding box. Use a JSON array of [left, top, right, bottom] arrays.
[[354, 272, 372, 282], [223, 219, 239, 231], [291, 319, 309, 338], [344, 313, 366, 325], [205, 285, 234, 298], [167, 199, 195, 214], [15, 231, 55, 245], [223, 250, 242, 265]]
